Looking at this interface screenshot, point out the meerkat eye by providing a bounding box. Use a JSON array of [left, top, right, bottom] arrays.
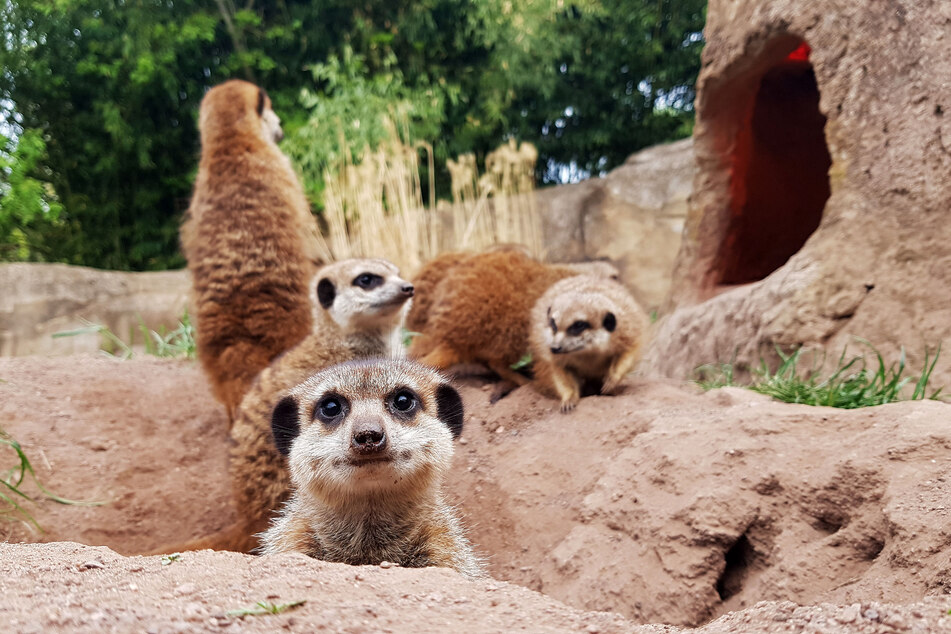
[[314, 394, 348, 425], [388, 388, 419, 418], [566, 320, 591, 336], [353, 273, 383, 290], [549, 318, 557, 333]]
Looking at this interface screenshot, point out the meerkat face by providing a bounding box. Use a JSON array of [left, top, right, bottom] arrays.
[[255, 88, 284, 144], [312, 259, 415, 332], [271, 359, 464, 503], [544, 295, 618, 357]]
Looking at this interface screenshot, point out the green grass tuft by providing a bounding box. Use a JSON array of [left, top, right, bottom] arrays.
[[510, 352, 533, 371], [53, 309, 196, 360], [1, 427, 101, 529], [401, 328, 421, 349], [695, 340, 943, 409], [139, 310, 196, 359], [226, 600, 306, 618]]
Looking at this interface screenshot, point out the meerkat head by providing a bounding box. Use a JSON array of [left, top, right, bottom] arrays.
[[543, 291, 620, 358], [270, 359, 464, 506], [198, 79, 284, 146], [311, 258, 414, 334]]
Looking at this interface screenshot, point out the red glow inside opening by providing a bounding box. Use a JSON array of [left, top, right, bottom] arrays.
[[786, 42, 811, 62]]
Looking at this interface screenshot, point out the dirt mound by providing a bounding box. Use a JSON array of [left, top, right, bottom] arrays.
[[1, 355, 950, 630], [2, 543, 949, 633]]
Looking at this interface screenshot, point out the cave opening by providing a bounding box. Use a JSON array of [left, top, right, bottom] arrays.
[[714, 41, 832, 285]]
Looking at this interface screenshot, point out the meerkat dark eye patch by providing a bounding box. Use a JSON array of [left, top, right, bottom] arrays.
[[603, 312, 617, 332], [271, 395, 301, 456], [435, 383, 464, 439], [316, 277, 336, 308], [566, 320, 591, 336], [256, 88, 268, 116], [353, 273, 383, 290], [313, 393, 349, 427], [549, 317, 557, 334], [386, 387, 420, 420]]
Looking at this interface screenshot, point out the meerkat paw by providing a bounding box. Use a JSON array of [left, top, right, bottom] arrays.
[[489, 380, 520, 404], [559, 396, 579, 413], [601, 377, 622, 395]]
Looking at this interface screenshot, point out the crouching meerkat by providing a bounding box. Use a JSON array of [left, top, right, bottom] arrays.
[[181, 79, 323, 421], [260, 358, 484, 580], [408, 250, 618, 387], [530, 275, 650, 412], [159, 258, 414, 555]]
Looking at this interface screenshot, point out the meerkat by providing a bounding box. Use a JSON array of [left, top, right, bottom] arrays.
[[158, 258, 414, 555], [408, 250, 619, 388], [404, 251, 473, 336], [405, 244, 535, 337], [181, 79, 323, 421], [530, 275, 650, 412], [260, 358, 483, 579]]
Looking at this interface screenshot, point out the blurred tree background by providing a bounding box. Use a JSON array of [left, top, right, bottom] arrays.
[[0, 0, 705, 270]]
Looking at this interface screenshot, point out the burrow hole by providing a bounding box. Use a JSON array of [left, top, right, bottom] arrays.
[[716, 533, 757, 602]]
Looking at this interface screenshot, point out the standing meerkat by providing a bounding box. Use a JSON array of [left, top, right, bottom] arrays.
[[158, 258, 415, 555], [408, 250, 618, 387], [530, 275, 650, 412], [260, 358, 483, 579], [181, 79, 323, 421]]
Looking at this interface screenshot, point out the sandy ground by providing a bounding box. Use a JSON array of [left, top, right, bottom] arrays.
[[1, 355, 950, 632]]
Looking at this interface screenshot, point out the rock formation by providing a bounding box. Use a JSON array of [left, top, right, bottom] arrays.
[[643, 0, 951, 385]]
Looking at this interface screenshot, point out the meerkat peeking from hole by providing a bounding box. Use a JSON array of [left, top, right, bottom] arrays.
[[530, 275, 650, 412], [259, 358, 484, 579]]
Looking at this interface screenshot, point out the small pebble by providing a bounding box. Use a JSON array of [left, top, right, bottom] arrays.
[[495, 426, 505, 434], [379, 561, 394, 569], [80, 560, 104, 570]]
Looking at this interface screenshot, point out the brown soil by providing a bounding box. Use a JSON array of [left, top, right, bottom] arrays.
[[2, 355, 950, 632]]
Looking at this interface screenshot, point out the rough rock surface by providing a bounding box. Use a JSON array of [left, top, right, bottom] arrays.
[[2, 355, 949, 630], [537, 139, 692, 310], [0, 263, 189, 357], [646, 0, 951, 385]]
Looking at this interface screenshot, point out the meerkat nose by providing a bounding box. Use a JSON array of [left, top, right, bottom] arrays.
[[351, 417, 388, 454], [550, 346, 563, 354], [401, 284, 415, 297]]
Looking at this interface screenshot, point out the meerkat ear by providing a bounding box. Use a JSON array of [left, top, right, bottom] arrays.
[[316, 278, 336, 309], [271, 395, 301, 456], [603, 312, 617, 332], [256, 88, 267, 116], [435, 383, 464, 439]]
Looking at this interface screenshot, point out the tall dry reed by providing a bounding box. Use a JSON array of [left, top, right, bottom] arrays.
[[318, 118, 541, 275]]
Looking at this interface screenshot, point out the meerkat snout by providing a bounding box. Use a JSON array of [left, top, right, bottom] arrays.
[[350, 417, 388, 455], [401, 284, 415, 297]]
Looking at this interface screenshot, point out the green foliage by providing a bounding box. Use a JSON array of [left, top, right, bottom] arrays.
[[0, 129, 64, 261], [282, 46, 447, 202], [695, 341, 943, 409], [1, 427, 99, 529], [1, 0, 705, 269], [226, 600, 306, 618]]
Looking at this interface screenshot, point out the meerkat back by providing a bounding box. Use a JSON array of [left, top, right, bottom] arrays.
[[181, 79, 322, 422]]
